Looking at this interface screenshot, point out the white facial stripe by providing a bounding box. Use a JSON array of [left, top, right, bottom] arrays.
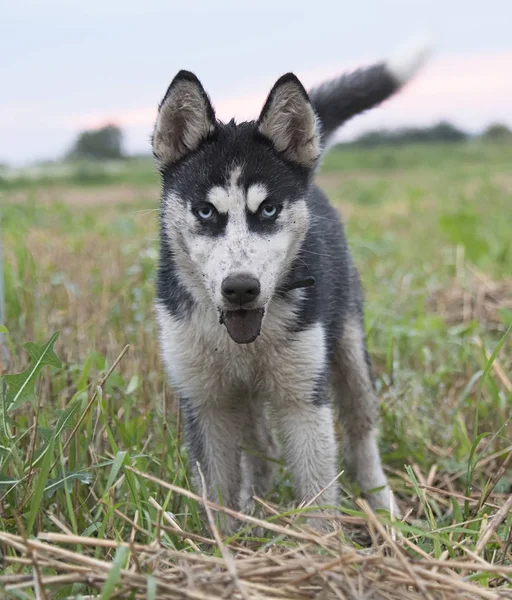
[[207, 186, 231, 214], [246, 183, 268, 213], [206, 166, 243, 214]]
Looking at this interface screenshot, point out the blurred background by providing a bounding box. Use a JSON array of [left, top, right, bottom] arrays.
[[1, 0, 512, 169], [0, 0, 511, 534]]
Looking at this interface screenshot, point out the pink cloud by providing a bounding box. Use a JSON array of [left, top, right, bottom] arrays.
[[70, 51, 512, 141]]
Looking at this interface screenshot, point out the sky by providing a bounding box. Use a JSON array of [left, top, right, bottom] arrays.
[[2, 0, 512, 165]]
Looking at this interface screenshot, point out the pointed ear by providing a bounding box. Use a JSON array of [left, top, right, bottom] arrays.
[[152, 70, 216, 166], [257, 73, 321, 169]]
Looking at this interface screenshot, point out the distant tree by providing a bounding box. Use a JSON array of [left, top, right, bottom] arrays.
[[427, 121, 467, 142], [68, 123, 125, 160], [481, 123, 512, 142]]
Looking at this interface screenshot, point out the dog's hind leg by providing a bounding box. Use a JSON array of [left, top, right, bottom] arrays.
[[331, 317, 399, 515], [240, 403, 279, 511], [180, 396, 246, 532]]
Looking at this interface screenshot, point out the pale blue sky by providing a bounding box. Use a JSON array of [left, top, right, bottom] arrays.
[[2, 0, 511, 165]]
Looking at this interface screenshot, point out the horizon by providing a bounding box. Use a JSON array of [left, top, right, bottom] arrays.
[[24, 117, 505, 168]]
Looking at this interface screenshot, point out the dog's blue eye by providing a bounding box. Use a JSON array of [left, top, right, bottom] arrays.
[[196, 205, 215, 221], [260, 205, 279, 220]]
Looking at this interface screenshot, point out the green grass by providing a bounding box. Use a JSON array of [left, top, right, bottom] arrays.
[[322, 139, 512, 173], [0, 157, 159, 190], [0, 141, 511, 597]]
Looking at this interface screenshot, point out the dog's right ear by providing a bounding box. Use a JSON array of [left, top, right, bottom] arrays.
[[152, 71, 216, 167]]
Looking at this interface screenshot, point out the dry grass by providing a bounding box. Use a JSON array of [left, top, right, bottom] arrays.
[[428, 266, 512, 332], [2, 475, 512, 600], [6, 184, 158, 207]]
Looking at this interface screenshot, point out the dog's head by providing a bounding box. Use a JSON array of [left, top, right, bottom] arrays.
[[153, 70, 321, 344]]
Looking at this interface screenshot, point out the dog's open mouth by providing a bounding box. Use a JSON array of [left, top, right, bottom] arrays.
[[221, 308, 265, 344]]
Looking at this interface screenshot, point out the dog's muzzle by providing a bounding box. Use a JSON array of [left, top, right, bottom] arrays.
[[219, 273, 265, 344], [218, 274, 316, 345]]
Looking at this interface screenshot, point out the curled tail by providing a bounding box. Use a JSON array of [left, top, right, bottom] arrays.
[[308, 36, 432, 148]]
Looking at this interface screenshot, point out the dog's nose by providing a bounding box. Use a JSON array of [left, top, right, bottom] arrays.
[[221, 274, 261, 306]]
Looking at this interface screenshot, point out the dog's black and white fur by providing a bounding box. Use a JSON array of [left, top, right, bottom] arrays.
[[152, 39, 430, 531]]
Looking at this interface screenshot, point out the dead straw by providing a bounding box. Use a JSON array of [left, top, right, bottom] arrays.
[[1, 476, 511, 600]]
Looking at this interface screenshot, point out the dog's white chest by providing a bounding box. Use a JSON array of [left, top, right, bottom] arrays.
[[155, 300, 326, 405]]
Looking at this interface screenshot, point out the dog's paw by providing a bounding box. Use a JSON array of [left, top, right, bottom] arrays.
[[300, 508, 340, 534], [213, 505, 267, 538], [366, 488, 401, 519]]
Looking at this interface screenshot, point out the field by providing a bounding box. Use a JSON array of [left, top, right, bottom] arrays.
[[1, 142, 511, 599]]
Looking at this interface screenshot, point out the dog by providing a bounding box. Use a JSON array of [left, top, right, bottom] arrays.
[[152, 38, 430, 532]]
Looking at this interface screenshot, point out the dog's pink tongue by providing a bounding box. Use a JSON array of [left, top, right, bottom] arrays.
[[223, 309, 264, 344]]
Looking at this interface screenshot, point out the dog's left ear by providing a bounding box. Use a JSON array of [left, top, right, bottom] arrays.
[[152, 70, 216, 167], [257, 73, 321, 169]]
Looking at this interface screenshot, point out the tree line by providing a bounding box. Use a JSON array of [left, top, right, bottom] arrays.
[[339, 121, 512, 149], [66, 121, 512, 161]]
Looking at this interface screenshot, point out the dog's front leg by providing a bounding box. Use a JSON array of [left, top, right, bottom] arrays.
[[180, 397, 245, 534], [275, 395, 339, 512]]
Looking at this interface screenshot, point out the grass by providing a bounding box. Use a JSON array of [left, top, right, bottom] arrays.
[[0, 141, 511, 598]]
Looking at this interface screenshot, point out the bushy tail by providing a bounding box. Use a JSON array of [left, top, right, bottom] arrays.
[[308, 36, 432, 148]]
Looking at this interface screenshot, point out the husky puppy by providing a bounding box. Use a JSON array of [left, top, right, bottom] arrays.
[[153, 39, 429, 530]]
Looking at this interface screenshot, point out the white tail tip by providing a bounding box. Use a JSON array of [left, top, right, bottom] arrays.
[[386, 33, 433, 86]]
